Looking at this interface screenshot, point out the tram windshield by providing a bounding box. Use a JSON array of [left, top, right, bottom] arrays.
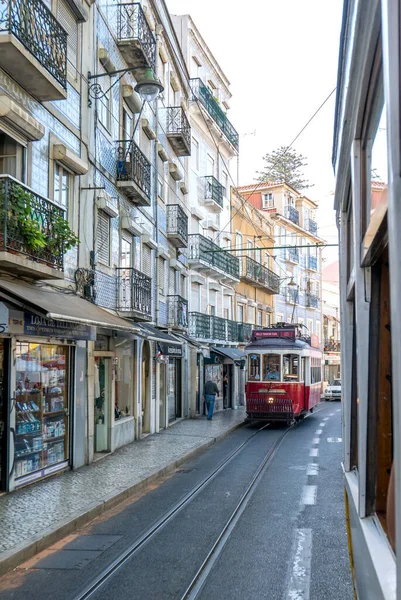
[[248, 354, 260, 380], [263, 354, 281, 381], [283, 354, 299, 382]]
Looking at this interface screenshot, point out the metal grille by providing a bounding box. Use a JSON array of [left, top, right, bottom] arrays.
[[306, 218, 317, 235], [286, 206, 299, 225], [166, 204, 188, 246], [116, 267, 152, 316], [286, 287, 299, 304], [164, 107, 191, 156], [243, 256, 280, 293], [203, 176, 224, 208], [307, 256, 317, 270], [0, 175, 65, 270], [188, 234, 240, 280], [287, 248, 299, 263], [116, 2, 156, 69], [57, 0, 77, 78], [190, 78, 239, 151], [306, 293, 319, 308], [237, 322, 252, 343], [0, 0, 67, 89], [167, 295, 188, 328], [116, 140, 152, 202], [96, 210, 110, 265]]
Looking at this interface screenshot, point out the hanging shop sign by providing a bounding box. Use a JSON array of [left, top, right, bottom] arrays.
[[158, 341, 182, 358]]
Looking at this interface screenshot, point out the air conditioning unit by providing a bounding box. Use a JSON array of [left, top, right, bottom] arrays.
[[96, 191, 118, 218]]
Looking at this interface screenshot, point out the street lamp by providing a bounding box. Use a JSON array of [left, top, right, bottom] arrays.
[[87, 66, 164, 105], [134, 67, 164, 102]]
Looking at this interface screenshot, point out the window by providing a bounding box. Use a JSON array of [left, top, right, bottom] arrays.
[[263, 354, 281, 381], [255, 247, 262, 264], [159, 53, 166, 91], [168, 267, 176, 295], [222, 171, 228, 197], [57, 0, 78, 79], [120, 236, 132, 269], [257, 310, 263, 326], [276, 313, 283, 324], [248, 354, 260, 381], [236, 233, 243, 250], [96, 210, 110, 265], [247, 239, 253, 258], [283, 354, 299, 382], [263, 193, 274, 208], [158, 257, 166, 296], [191, 56, 201, 78], [54, 163, 72, 216], [122, 107, 133, 141], [192, 138, 200, 171], [237, 303, 244, 322], [180, 274, 186, 299], [207, 154, 215, 176], [310, 357, 322, 384], [191, 282, 200, 312], [307, 318, 313, 333], [0, 132, 25, 181], [248, 306, 255, 324], [142, 244, 152, 277], [157, 176, 164, 200], [316, 320, 321, 340], [266, 313, 271, 327], [98, 83, 111, 130]]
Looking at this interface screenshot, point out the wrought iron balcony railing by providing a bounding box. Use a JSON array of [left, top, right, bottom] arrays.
[[165, 107, 191, 156], [286, 287, 299, 304], [188, 234, 240, 281], [306, 293, 319, 308], [324, 339, 340, 352], [307, 255, 318, 271], [0, 0, 67, 90], [116, 141, 152, 205], [166, 204, 188, 248], [117, 2, 156, 69], [287, 247, 299, 263], [203, 176, 225, 209], [189, 313, 254, 343], [190, 78, 239, 151], [237, 322, 253, 343], [242, 256, 280, 293], [167, 295, 188, 329], [116, 267, 152, 317], [306, 218, 317, 235], [0, 175, 65, 271], [286, 205, 299, 225]]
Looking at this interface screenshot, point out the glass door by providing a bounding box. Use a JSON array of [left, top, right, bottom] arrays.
[[94, 357, 110, 454], [0, 340, 6, 490]]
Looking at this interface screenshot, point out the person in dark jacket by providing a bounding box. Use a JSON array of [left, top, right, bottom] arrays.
[[204, 379, 219, 420]]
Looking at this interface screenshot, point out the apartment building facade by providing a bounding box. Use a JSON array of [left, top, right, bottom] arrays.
[[322, 261, 340, 384], [239, 182, 323, 343]]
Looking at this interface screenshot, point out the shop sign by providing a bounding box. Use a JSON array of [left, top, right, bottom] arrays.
[[24, 312, 95, 340], [158, 341, 182, 357], [252, 328, 295, 342]]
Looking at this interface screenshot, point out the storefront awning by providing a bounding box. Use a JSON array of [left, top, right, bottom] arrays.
[[0, 279, 141, 333], [137, 323, 183, 344], [211, 347, 246, 364], [172, 332, 201, 348]]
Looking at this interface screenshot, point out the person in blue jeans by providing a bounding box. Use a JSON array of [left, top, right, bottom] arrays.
[[204, 379, 219, 420]]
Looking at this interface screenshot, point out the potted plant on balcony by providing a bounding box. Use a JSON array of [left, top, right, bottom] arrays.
[[46, 214, 79, 254], [7, 185, 47, 254]]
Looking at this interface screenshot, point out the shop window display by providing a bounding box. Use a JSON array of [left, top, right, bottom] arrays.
[[14, 343, 69, 479]]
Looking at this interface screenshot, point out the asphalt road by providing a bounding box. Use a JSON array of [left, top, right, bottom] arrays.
[[0, 402, 353, 600]]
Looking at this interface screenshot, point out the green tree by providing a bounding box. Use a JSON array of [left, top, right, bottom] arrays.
[[257, 146, 313, 191]]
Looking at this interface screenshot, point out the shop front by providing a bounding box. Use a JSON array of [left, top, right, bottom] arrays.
[[206, 348, 246, 413]]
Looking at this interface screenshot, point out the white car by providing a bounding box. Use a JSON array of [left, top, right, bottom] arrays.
[[325, 379, 341, 401]]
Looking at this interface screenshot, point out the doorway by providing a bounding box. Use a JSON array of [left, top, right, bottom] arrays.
[[159, 363, 166, 430], [223, 364, 233, 409], [94, 357, 111, 457], [168, 359, 182, 422], [142, 341, 151, 433], [0, 339, 7, 492]]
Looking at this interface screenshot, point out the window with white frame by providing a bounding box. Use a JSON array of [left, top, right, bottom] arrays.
[[316, 320, 321, 340], [222, 171, 228, 197], [266, 313, 271, 327], [262, 192, 274, 208], [96, 210, 111, 265], [248, 306, 256, 324], [192, 137, 199, 171], [158, 257, 166, 296], [0, 132, 26, 181], [257, 310, 263, 326], [307, 318, 313, 334], [207, 154, 215, 176], [237, 303, 244, 322], [54, 162, 73, 219]]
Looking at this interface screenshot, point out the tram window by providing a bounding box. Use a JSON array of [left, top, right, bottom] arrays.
[[310, 357, 321, 384], [248, 354, 260, 381], [283, 354, 299, 382], [262, 354, 281, 381]]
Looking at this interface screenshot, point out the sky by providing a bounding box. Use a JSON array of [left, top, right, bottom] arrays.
[[166, 0, 344, 266]]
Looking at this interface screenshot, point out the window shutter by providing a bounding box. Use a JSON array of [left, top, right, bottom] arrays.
[[158, 258, 165, 295], [142, 244, 152, 277], [191, 283, 199, 312], [57, 0, 78, 77], [97, 210, 110, 265], [168, 267, 176, 295]]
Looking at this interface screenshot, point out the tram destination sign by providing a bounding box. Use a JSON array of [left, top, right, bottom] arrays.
[[252, 328, 296, 342]]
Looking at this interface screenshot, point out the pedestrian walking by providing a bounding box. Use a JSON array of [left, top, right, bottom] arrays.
[[204, 378, 219, 420], [223, 373, 228, 408]]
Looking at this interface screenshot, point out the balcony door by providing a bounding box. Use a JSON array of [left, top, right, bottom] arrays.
[[0, 132, 25, 181], [120, 235, 133, 310]]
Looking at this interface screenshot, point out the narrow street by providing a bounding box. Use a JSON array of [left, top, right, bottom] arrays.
[[0, 403, 353, 600]]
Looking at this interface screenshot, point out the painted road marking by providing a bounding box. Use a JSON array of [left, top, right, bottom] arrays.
[[285, 528, 312, 600], [319, 422, 325, 427], [309, 448, 319, 457], [323, 417, 329, 421], [315, 429, 322, 434], [327, 437, 342, 443], [301, 485, 317, 505], [307, 463, 319, 476], [336, 409, 341, 412], [330, 412, 335, 416], [312, 437, 320, 444]]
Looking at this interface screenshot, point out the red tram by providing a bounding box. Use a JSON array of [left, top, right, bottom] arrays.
[[244, 324, 322, 424]]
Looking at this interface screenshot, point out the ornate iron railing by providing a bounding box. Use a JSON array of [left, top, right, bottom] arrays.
[[286, 205, 299, 225], [116, 267, 152, 316], [324, 339, 340, 352], [287, 247, 299, 263], [307, 255, 318, 270], [243, 256, 280, 293], [286, 286, 299, 304], [167, 295, 188, 328], [189, 313, 254, 343], [306, 293, 319, 308], [0, 0, 67, 89], [306, 218, 317, 235], [188, 234, 240, 280], [190, 78, 239, 151], [116, 2, 156, 69], [116, 140, 152, 202], [165, 107, 191, 155], [0, 175, 65, 270], [189, 312, 211, 339], [226, 319, 238, 342], [237, 322, 253, 343], [166, 204, 188, 246], [203, 176, 225, 208]]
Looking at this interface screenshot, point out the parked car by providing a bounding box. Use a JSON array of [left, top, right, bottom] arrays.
[[324, 379, 341, 401]]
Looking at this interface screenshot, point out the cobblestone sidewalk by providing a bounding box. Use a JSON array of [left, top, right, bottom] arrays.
[[0, 408, 245, 575]]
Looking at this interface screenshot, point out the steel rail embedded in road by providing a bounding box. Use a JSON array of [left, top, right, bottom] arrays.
[[179, 426, 293, 600], [73, 423, 270, 600]]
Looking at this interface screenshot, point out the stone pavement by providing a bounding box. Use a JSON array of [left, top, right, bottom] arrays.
[[0, 408, 245, 575]]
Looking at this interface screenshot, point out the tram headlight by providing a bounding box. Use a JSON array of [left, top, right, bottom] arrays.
[[268, 397, 274, 404]]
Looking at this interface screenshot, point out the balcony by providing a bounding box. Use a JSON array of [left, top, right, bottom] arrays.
[[286, 206, 299, 225], [324, 339, 340, 352], [0, 175, 67, 279], [306, 255, 318, 271], [0, 0, 67, 101], [305, 218, 317, 235], [286, 247, 299, 264], [167, 295, 188, 329], [116, 141, 152, 206], [285, 287, 299, 304], [306, 293, 319, 309], [241, 256, 280, 293], [190, 78, 239, 152], [188, 234, 240, 283], [166, 204, 188, 248], [237, 322, 253, 343], [116, 267, 152, 320], [203, 176, 225, 212], [189, 312, 245, 343], [117, 3, 156, 70], [165, 107, 191, 156]]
